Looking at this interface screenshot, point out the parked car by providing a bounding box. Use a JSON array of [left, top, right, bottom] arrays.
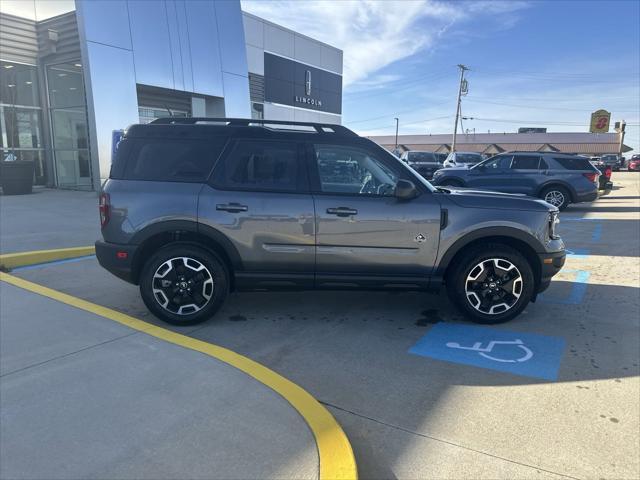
[[96, 118, 565, 326], [432, 152, 599, 210], [600, 154, 622, 171], [628, 155, 640, 171], [593, 163, 613, 190], [400, 150, 443, 179], [443, 151, 484, 168]]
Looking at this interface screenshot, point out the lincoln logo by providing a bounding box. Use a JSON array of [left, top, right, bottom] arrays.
[[296, 69, 323, 107]]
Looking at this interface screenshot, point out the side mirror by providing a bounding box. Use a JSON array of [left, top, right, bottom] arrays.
[[394, 179, 419, 201]]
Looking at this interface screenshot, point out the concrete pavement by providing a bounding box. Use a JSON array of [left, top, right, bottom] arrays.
[[0, 281, 320, 479], [0, 188, 100, 254]]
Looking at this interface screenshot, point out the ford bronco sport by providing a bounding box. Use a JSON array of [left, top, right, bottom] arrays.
[[96, 118, 566, 325]]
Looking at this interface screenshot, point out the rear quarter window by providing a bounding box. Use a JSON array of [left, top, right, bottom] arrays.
[[122, 138, 227, 182], [553, 157, 594, 171]]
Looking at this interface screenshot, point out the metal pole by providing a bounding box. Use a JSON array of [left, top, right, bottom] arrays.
[[452, 64, 468, 153], [394, 117, 399, 149]]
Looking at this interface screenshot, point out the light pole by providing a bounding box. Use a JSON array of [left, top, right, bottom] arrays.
[[394, 117, 399, 149]]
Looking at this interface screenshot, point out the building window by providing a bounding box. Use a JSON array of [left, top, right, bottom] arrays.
[[46, 62, 92, 189], [0, 61, 47, 184], [138, 106, 188, 124]]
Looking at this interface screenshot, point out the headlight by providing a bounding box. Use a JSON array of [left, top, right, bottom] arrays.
[[549, 212, 560, 239]]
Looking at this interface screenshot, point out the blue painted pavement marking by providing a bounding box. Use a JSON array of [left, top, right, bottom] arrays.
[[565, 248, 590, 259], [11, 255, 96, 272], [538, 269, 590, 305], [409, 323, 565, 380]]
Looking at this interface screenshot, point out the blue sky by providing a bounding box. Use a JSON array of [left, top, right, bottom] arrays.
[[242, 0, 640, 153]]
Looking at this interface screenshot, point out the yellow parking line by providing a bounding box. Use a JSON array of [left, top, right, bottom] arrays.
[[0, 246, 95, 270], [0, 271, 357, 480]]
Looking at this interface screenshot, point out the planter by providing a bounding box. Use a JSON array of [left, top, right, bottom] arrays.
[[0, 161, 35, 195]]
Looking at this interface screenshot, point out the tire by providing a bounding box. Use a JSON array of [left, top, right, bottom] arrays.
[[446, 243, 535, 324], [540, 185, 570, 210], [140, 244, 229, 325], [440, 178, 464, 188]]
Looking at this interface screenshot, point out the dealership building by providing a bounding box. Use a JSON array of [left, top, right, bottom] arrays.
[[0, 0, 343, 190], [370, 131, 631, 158]]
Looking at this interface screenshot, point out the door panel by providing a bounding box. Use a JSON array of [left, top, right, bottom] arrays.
[[466, 155, 514, 192], [198, 187, 315, 275], [314, 195, 441, 277], [509, 155, 543, 195], [309, 142, 441, 282], [201, 139, 315, 288]]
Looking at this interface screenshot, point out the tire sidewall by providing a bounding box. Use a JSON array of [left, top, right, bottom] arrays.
[[447, 245, 535, 324], [140, 244, 229, 325]]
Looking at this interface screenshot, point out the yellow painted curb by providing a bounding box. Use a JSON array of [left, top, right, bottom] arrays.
[[0, 246, 95, 270], [0, 271, 357, 480]]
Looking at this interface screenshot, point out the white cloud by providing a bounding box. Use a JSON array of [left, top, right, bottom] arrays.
[[241, 0, 528, 86]]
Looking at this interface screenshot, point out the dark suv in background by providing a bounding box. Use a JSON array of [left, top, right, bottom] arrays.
[[432, 152, 599, 210], [97, 119, 565, 326], [400, 150, 443, 179]]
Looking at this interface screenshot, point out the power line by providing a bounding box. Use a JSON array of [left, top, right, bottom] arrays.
[[465, 98, 639, 113], [345, 100, 452, 125], [344, 71, 456, 101]]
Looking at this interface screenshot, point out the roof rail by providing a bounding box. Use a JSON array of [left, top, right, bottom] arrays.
[[150, 117, 357, 136]]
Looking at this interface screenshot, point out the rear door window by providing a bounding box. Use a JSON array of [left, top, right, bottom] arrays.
[[211, 140, 304, 192], [553, 157, 594, 170], [510, 155, 541, 170], [123, 138, 226, 182]]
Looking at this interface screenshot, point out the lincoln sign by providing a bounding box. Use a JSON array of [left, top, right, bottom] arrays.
[[263, 52, 342, 115]]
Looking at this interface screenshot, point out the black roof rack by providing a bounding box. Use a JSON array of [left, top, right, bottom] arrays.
[[149, 117, 357, 136]]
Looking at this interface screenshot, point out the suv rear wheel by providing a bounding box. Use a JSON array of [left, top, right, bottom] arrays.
[[540, 185, 570, 210], [446, 244, 534, 324], [140, 244, 229, 325]]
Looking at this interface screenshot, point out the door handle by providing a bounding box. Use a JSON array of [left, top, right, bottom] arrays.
[[326, 207, 358, 217], [216, 203, 248, 213]]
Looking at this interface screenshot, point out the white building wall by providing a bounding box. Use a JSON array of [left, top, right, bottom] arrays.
[[242, 12, 342, 124]]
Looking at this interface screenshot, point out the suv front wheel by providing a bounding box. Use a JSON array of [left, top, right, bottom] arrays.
[[446, 244, 535, 324], [140, 244, 229, 325]]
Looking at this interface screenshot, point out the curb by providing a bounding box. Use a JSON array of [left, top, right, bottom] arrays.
[[0, 246, 95, 270], [0, 247, 358, 480]]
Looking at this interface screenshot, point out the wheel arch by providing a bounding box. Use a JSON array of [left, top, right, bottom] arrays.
[[434, 227, 543, 291], [129, 220, 242, 288]]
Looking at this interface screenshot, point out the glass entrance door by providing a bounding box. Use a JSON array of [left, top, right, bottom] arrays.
[[46, 62, 92, 189]]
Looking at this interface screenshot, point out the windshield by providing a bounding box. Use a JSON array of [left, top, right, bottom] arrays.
[[456, 153, 483, 164], [407, 152, 436, 162]]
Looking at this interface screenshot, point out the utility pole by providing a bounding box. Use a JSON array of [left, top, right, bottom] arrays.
[[394, 117, 399, 149], [451, 64, 469, 153]]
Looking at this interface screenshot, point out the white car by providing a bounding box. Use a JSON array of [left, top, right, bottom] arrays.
[[443, 151, 484, 168]]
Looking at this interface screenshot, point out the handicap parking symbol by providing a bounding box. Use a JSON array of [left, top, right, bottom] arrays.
[[409, 323, 565, 380]]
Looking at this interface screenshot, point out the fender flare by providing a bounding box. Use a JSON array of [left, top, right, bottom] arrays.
[[129, 220, 243, 270], [435, 226, 545, 278]]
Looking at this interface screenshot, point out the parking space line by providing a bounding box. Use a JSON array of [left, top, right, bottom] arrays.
[[0, 271, 357, 480], [539, 269, 590, 305], [10, 255, 96, 272]]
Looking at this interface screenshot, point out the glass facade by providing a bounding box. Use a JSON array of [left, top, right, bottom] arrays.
[[46, 62, 92, 189], [138, 106, 188, 125], [0, 61, 46, 184]]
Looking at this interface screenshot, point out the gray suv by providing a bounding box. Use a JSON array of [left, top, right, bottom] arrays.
[[96, 119, 566, 326], [432, 152, 599, 210]]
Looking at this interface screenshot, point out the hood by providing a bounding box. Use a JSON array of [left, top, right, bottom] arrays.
[[440, 187, 556, 212]]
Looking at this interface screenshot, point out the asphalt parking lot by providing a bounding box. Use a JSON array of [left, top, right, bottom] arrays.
[[1, 173, 639, 479]]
